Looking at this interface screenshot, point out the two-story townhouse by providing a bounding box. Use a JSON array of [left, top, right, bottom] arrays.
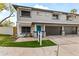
[[13, 5, 79, 37]]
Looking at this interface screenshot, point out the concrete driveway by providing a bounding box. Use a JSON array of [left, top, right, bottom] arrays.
[[47, 35, 79, 45], [47, 35, 79, 56]]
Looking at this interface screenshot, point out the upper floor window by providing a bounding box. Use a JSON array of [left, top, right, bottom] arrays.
[[21, 11, 31, 17], [52, 14, 59, 19], [66, 15, 72, 20]]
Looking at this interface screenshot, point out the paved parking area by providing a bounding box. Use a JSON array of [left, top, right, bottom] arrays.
[[47, 35, 79, 56], [58, 44, 79, 56], [47, 35, 79, 44]]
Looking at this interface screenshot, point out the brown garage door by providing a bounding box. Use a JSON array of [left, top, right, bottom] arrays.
[[65, 26, 77, 35], [45, 26, 62, 36]]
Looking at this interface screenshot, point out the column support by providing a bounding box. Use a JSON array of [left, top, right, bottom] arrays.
[[16, 22, 20, 37], [35, 24, 37, 31], [62, 26, 65, 36], [44, 24, 46, 37], [77, 26, 79, 35], [34, 24, 37, 37]]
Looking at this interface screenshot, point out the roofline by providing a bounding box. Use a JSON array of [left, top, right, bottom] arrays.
[[13, 4, 79, 16]]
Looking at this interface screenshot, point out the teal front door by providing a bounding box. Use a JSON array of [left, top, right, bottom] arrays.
[[36, 25, 41, 32]]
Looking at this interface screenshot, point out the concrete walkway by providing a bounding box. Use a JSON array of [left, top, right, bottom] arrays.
[[16, 37, 37, 42]]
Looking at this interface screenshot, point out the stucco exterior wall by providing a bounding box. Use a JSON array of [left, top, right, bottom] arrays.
[[59, 14, 66, 21], [16, 7, 79, 24]]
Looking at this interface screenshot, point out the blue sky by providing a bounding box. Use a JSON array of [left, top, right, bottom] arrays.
[[1, 3, 79, 26], [15, 3, 79, 13]]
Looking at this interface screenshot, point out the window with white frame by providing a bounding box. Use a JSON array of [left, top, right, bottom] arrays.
[[52, 14, 59, 19]]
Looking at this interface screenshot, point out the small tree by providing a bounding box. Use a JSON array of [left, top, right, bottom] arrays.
[[70, 9, 77, 14], [0, 3, 15, 25], [1, 19, 14, 27], [70, 9, 77, 19]]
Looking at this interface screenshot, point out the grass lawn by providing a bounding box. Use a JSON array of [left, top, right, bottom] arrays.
[[0, 34, 57, 48], [0, 34, 13, 45]]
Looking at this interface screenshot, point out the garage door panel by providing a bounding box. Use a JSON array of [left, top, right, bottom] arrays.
[[45, 26, 62, 36], [65, 26, 77, 34]]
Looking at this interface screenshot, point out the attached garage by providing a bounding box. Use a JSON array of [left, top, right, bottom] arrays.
[[45, 26, 62, 36], [64, 26, 77, 35]]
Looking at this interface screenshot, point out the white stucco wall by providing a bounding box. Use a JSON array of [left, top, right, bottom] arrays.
[[0, 27, 13, 35]]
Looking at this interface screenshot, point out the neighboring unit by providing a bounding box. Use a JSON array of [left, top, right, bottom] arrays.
[[13, 5, 79, 37]]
